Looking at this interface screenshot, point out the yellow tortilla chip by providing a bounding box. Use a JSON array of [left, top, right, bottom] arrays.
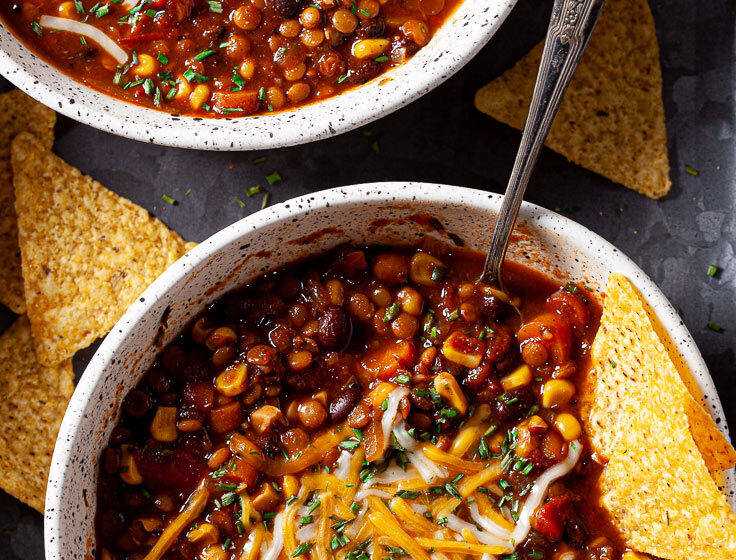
[[0, 315, 74, 513], [12, 132, 193, 366], [475, 0, 670, 199], [600, 397, 736, 559], [587, 273, 736, 471], [0, 90, 56, 314]]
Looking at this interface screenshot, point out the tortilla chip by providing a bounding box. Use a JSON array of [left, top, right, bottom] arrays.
[[475, 0, 670, 199], [0, 315, 74, 513], [600, 397, 736, 559], [12, 132, 193, 366], [587, 273, 736, 472], [0, 90, 56, 314]]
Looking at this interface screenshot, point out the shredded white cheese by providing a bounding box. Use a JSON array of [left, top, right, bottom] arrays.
[[261, 511, 284, 560], [508, 439, 583, 547], [38, 15, 128, 64]]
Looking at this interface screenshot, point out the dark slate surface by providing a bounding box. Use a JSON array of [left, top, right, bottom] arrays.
[[0, 0, 734, 557]]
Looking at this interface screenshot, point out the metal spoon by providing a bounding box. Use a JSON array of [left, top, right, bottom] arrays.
[[480, 0, 606, 294]]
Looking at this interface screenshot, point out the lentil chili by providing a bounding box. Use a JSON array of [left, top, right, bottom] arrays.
[[1, 0, 460, 116], [95, 244, 631, 560]]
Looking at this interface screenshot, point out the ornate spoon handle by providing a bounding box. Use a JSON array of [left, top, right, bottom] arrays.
[[480, 0, 606, 287]]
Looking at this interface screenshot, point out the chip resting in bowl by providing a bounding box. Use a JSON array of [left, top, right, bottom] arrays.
[[586, 273, 736, 559]]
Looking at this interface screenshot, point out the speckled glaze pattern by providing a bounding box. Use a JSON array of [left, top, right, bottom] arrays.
[[0, 1, 517, 151], [45, 183, 735, 560]]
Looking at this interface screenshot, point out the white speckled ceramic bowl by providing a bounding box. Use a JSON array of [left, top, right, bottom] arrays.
[[45, 183, 735, 559], [0, 1, 516, 150]]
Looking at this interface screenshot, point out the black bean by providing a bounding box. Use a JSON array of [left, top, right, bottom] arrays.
[[122, 390, 151, 417], [409, 389, 433, 411], [267, 0, 301, 18], [492, 388, 535, 423], [358, 16, 385, 38], [329, 387, 361, 422], [316, 305, 349, 349], [564, 516, 588, 549], [348, 59, 379, 84]]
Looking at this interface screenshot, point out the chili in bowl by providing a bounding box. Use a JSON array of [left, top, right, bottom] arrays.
[[0, 0, 517, 148], [44, 184, 734, 560]]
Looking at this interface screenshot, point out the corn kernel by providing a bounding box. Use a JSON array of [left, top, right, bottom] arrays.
[[352, 38, 390, 59], [409, 252, 444, 286], [622, 552, 651, 560], [250, 405, 285, 433], [501, 364, 533, 392], [200, 544, 227, 560], [312, 390, 328, 407], [57, 1, 76, 18], [282, 475, 299, 498], [541, 379, 576, 408], [131, 53, 157, 78], [119, 444, 143, 485], [189, 84, 210, 110], [442, 331, 483, 368], [554, 413, 582, 442], [251, 482, 280, 511], [216, 363, 248, 396], [187, 522, 219, 544], [150, 406, 178, 442], [174, 76, 191, 101], [433, 372, 468, 414]]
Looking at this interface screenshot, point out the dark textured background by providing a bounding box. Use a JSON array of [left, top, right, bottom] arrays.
[[0, 0, 734, 557]]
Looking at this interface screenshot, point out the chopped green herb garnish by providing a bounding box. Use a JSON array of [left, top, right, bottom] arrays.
[[261, 192, 270, 209], [336, 74, 348, 84], [80, 36, 88, 47], [394, 490, 421, 499], [293, 543, 314, 557], [266, 171, 282, 185], [685, 164, 700, 176], [161, 194, 176, 205], [246, 185, 262, 197], [208, 0, 223, 12], [339, 439, 360, 450], [371, 140, 380, 154], [157, 53, 168, 65], [374, 55, 389, 62], [707, 264, 719, 277], [707, 321, 724, 333], [235, 196, 246, 208], [193, 49, 216, 61], [383, 302, 400, 322], [31, 21, 43, 35]]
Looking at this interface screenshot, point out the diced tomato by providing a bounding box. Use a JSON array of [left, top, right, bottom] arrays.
[[212, 91, 260, 116], [224, 457, 258, 488], [360, 340, 416, 380], [363, 416, 385, 462], [517, 312, 572, 364], [182, 381, 214, 411], [135, 448, 205, 491], [335, 250, 368, 277], [546, 289, 590, 331], [531, 494, 570, 540], [209, 401, 242, 434]]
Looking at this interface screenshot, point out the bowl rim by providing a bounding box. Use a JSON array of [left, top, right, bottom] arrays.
[[0, 0, 517, 151], [44, 182, 735, 558]]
